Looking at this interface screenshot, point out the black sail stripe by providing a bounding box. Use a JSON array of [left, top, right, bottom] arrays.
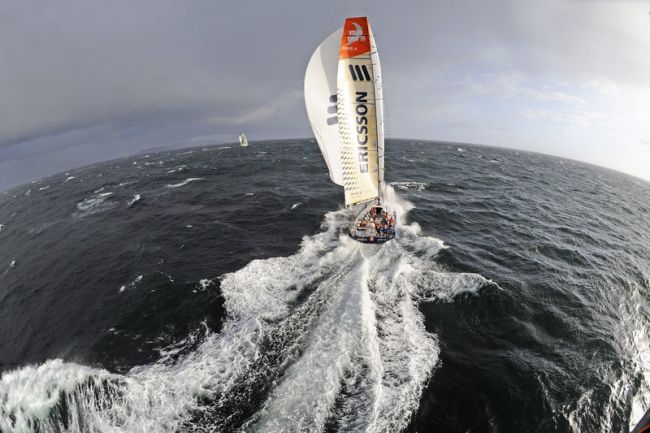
[[361, 64, 371, 81], [354, 64, 364, 81], [348, 64, 358, 81]]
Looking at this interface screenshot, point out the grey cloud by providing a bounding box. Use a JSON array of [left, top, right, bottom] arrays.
[[0, 0, 648, 189]]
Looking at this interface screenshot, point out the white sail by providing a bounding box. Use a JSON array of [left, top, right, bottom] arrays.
[[304, 29, 345, 186], [239, 133, 248, 147], [337, 17, 383, 206]]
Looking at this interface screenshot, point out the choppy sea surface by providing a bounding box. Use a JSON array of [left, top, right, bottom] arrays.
[[0, 139, 649, 433]]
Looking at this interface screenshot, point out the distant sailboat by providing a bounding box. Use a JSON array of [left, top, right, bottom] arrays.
[[239, 133, 248, 147], [305, 16, 395, 243]]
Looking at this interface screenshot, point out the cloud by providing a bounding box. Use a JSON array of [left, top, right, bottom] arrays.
[[205, 91, 303, 127], [521, 108, 605, 129], [0, 0, 649, 189], [459, 71, 587, 106]]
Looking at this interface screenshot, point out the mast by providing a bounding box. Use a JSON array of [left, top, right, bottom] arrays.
[[369, 22, 384, 201]]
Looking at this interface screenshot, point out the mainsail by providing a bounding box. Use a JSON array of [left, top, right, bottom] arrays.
[[305, 17, 384, 207]]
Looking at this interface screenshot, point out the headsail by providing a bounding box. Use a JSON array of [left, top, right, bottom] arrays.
[[304, 29, 345, 186], [337, 17, 383, 207]]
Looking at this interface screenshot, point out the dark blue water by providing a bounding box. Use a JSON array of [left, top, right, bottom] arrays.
[[0, 140, 648, 433]]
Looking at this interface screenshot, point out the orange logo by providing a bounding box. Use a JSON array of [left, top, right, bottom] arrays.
[[339, 17, 370, 59]]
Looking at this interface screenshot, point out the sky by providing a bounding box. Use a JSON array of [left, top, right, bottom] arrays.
[[1, 0, 649, 190]]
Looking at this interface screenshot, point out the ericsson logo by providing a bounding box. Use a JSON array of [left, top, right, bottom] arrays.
[[348, 64, 371, 81], [346, 22, 366, 46]]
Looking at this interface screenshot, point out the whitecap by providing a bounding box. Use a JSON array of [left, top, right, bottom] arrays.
[[118, 275, 143, 293], [390, 181, 429, 191], [290, 203, 302, 210], [4, 260, 16, 276], [198, 279, 213, 291], [127, 194, 141, 207], [74, 192, 114, 217], [166, 178, 203, 188]]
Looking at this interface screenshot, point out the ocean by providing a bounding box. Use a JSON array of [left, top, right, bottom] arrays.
[[0, 139, 648, 433]]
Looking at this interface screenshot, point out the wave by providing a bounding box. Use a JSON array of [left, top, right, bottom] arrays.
[[615, 277, 650, 432], [166, 178, 203, 189], [127, 194, 141, 207], [390, 182, 429, 192], [562, 273, 650, 432], [118, 274, 143, 293], [0, 189, 490, 433], [3, 260, 15, 276], [74, 192, 114, 218], [166, 165, 188, 175]]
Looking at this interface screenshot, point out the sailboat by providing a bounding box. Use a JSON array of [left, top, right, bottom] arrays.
[[305, 16, 395, 243], [239, 132, 248, 147]]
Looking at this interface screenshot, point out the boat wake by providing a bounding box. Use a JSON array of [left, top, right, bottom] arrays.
[[0, 191, 491, 433]]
